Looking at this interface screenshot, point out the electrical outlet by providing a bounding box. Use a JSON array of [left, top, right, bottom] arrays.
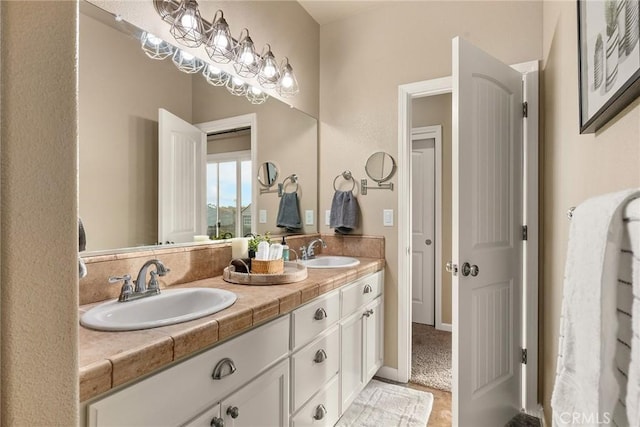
[[383, 209, 394, 226], [325, 210, 331, 226], [305, 210, 314, 225], [259, 209, 267, 224]]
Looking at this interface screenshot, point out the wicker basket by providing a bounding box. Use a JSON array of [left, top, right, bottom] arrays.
[[250, 258, 284, 274]]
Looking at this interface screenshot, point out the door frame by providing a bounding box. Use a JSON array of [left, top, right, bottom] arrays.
[[196, 113, 258, 236], [394, 60, 539, 411], [410, 125, 444, 330]]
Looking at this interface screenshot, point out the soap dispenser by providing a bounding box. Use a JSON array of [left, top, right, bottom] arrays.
[[281, 236, 290, 261]]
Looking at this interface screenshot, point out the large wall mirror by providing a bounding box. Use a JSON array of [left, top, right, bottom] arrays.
[[79, 1, 318, 253]]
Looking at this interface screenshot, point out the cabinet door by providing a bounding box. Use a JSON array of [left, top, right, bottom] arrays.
[[221, 359, 289, 427], [339, 310, 364, 413], [364, 297, 383, 382]]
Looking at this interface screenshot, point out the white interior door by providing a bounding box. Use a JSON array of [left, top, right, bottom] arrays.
[[452, 37, 523, 426], [411, 138, 436, 325], [158, 108, 206, 244]]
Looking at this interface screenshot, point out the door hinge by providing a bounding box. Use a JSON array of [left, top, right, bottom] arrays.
[[522, 102, 528, 118], [521, 348, 528, 364], [522, 225, 528, 241]]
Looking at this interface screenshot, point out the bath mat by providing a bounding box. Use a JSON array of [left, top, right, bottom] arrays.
[[335, 379, 433, 427], [411, 323, 452, 392]]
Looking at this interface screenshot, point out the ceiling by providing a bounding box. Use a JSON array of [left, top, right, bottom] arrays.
[[297, 1, 382, 26]]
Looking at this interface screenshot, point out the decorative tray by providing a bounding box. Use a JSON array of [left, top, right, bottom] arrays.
[[223, 261, 308, 285]]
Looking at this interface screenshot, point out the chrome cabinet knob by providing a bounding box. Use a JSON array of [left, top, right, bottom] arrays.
[[226, 406, 239, 419], [313, 404, 328, 420], [314, 307, 327, 320], [425, 239, 432, 245], [210, 417, 224, 427], [314, 349, 328, 363]]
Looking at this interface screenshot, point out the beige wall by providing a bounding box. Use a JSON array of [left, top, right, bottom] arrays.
[[91, 0, 320, 118], [79, 12, 193, 251], [319, 0, 542, 369], [412, 94, 453, 325], [0, 1, 78, 424], [192, 76, 319, 235], [541, 0, 640, 420]]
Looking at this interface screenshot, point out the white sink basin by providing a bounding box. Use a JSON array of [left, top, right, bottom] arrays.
[[80, 288, 237, 332], [299, 256, 360, 269]]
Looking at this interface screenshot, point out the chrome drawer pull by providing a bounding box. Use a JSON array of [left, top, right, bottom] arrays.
[[314, 349, 328, 363], [226, 406, 239, 419], [210, 416, 224, 427], [314, 307, 328, 320], [212, 357, 237, 380], [313, 404, 328, 420], [363, 284, 373, 294]]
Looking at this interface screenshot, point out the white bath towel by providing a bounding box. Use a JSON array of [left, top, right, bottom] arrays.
[[625, 197, 640, 426], [552, 189, 640, 427]]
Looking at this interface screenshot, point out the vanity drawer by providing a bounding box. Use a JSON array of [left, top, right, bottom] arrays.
[[87, 315, 290, 427], [291, 290, 339, 350], [341, 272, 383, 316], [290, 374, 339, 427], [291, 325, 339, 412]]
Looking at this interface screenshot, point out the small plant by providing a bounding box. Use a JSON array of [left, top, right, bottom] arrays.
[[248, 232, 271, 253]]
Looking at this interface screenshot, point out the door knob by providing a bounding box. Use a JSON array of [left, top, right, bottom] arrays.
[[425, 239, 432, 245], [461, 262, 479, 277], [445, 261, 458, 276]]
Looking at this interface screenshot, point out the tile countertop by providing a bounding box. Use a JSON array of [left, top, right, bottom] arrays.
[[79, 257, 385, 402]]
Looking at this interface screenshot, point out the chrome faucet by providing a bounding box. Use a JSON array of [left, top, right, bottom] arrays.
[[300, 238, 327, 260], [109, 259, 170, 302]]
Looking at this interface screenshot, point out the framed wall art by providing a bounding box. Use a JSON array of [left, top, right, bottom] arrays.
[[578, 0, 640, 134]]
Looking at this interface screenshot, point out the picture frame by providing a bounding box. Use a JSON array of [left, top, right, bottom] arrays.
[[577, 0, 640, 134]]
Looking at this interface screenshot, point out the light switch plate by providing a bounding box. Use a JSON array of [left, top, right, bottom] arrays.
[[325, 210, 331, 226], [305, 210, 314, 225], [259, 209, 267, 224], [383, 209, 394, 226]]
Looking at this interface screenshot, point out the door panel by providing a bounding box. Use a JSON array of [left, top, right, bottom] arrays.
[[452, 37, 523, 427], [158, 108, 206, 244], [411, 138, 436, 325]]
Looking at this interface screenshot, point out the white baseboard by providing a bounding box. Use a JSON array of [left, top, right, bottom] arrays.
[[376, 366, 402, 383], [436, 322, 452, 332]]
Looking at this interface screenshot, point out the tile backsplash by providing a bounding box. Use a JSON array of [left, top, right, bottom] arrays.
[[79, 233, 384, 305]]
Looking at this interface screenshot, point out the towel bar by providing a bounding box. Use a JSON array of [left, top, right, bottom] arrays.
[[333, 171, 356, 192]]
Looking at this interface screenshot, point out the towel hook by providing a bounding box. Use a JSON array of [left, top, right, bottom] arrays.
[[333, 170, 356, 192], [567, 206, 576, 221]]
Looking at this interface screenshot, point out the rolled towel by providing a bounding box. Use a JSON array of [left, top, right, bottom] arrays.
[[330, 190, 359, 234], [276, 192, 302, 232]]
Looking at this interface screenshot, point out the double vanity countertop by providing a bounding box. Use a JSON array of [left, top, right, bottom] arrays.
[[79, 257, 385, 402]]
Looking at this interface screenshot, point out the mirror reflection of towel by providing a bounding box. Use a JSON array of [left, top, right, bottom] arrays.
[[330, 190, 359, 234], [277, 192, 302, 232]]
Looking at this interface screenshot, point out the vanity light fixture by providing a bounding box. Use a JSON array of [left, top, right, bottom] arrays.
[[257, 44, 280, 89], [226, 76, 249, 96], [202, 64, 230, 86], [169, 0, 206, 48], [277, 58, 299, 98], [172, 49, 204, 73], [233, 29, 260, 78], [246, 86, 269, 105], [141, 32, 174, 60], [204, 10, 235, 64]]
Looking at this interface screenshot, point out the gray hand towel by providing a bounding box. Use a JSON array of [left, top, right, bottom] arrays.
[[277, 192, 302, 232], [330, 190, 359, 234]]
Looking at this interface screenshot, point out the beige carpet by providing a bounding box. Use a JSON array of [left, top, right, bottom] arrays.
[[411, 323, 452, 392]]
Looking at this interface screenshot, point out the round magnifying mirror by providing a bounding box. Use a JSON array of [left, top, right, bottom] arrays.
[[257, 162, 278, 188], [365, 152, 396, 183]]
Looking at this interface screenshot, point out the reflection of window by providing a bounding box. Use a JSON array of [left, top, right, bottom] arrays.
[[207, 150, 252, 238]]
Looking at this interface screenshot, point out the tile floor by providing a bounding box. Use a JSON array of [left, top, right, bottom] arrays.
[[408, 382, 452, 427]]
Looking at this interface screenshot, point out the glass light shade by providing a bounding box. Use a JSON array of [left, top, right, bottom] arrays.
[[202, 64, 230, 86], [226, 76, 248, 96], [233, 29, 260, 78], [246, 86, 269, 105], [277, 59, 299, 97], [170, 0, 205, 48], [204, 10, 235, 64], [257, 46, 280, 89], [172, 49, 204, 73], [141, 32, 174, 60]]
